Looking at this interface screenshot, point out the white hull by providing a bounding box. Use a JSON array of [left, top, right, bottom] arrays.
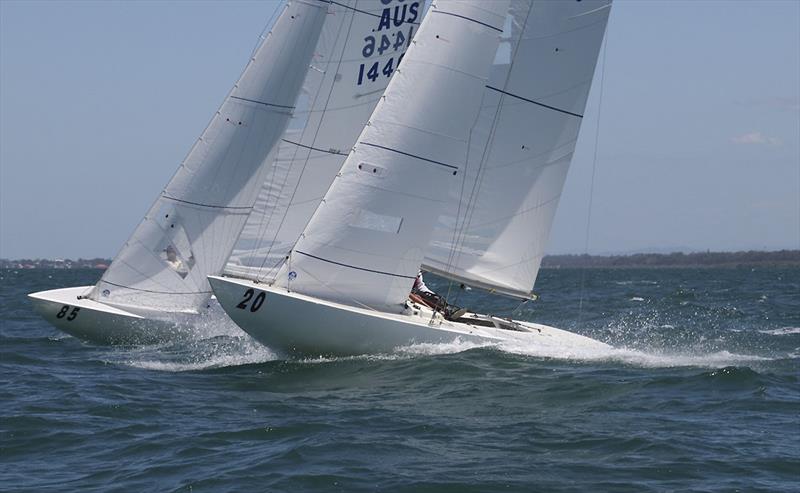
[[28, 286, 207, 344], [209, 276, 610, 357]]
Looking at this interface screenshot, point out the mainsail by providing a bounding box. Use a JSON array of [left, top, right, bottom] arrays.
[[225, 0, 425, 283], [276, 0, 510, 311], [422, 0, 612, 299], [89, 1, 330, 312]]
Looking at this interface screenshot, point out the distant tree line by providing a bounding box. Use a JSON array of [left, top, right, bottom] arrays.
[[2, 250, 798, 270], [540, 250, 800, 268], [0, 258, 110, 269]]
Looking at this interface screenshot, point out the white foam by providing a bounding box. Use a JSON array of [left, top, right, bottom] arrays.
[[295, 338, 492, 364], [117, 336, 278, 372], [394, 338, 494, 357], [495, 339, 774, 368], [759, 327, 800, 336]]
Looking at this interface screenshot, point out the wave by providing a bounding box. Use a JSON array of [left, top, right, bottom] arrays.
[[758, 327, 800, 336], [494, 338, 774, 368], [283, 339, 777, 370], [111, 335, 278, 372]]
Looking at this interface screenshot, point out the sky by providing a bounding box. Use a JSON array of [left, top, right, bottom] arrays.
[[1, 0, 798, 259]]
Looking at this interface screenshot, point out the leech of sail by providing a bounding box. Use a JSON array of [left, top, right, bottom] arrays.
[[161, 195, 254, 210], [485, 85, 584, 118], [281, 139, 347, 156], [229, 95, 295, 110], [358, 142, 459, 171], [430, 10, 503, 32], [295, 251, 416, 279]]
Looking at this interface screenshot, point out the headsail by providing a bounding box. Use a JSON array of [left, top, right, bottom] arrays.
[[90, 1, 329, 312], [276, 1, 510, 311], [225, 0, 425, 283], [422, 0, 612, 298]]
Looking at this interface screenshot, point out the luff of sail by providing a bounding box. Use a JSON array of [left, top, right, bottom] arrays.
[[275, 0, 510, 311], [89, 1, 329, 312], [422, 0, 612, 299], [225, 0, 426, 284]]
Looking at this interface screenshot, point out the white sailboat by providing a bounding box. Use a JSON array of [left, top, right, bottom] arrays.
[[29, 0, 422, 343], [209, 0, 614, 356]]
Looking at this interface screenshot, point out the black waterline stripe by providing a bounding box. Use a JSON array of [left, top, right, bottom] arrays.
[[431, 10, 503, 33], [230, 95, 294, 110], [295, 251, 416, 279], [359, 142, 459, 171], [162, 195, 253, 210], [282, 139, 347, 156], [485, 85, 584, 118]]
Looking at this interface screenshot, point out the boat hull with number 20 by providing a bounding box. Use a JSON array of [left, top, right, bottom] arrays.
[[209, 276, 610, 356]]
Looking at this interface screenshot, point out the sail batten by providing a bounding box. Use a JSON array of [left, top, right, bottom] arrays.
[[484, 85, 585, 118]]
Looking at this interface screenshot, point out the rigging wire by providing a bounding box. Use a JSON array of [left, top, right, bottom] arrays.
[[252, 1, 357, 281], [577, 20, 610, 328], [441, 2, 534, 310]]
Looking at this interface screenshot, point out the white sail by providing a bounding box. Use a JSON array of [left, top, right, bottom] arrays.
[[275, 0, 510, 311], [89, 1, 329, 312], [225, 0, 425, 283], [421, 0, 611, 299]]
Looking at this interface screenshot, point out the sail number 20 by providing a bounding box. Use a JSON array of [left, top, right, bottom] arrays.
[[236, 288, 266, 312]]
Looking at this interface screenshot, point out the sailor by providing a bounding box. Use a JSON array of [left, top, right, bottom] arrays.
[[164, 245, 189, 278], [413, 270, 434, 296], [410, 271, 466, 320]]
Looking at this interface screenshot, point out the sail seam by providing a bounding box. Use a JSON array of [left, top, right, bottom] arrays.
[[162, 195, 254, 210], [485, 85, 584, 118], [100, 280, 212, 295], [295, 251, 416, 279], [230, 95, 295, 110], [282, 138, 348, 155], [358, 142, 459, 171], [431, 10, 503, 32]]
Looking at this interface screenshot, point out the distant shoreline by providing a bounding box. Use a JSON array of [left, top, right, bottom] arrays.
[[540, 250, 800, 268], [2, 250, 798, 270]]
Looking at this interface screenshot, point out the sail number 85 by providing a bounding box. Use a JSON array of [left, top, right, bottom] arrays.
[[236, 288, 265, 312], [56, 305, 80, 321]]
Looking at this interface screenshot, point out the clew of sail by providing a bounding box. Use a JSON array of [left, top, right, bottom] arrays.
[[89, 1, 329, 312], [224, 0, 425, 284], [421, 0, 612, 299], [274, 0, 510, 312]]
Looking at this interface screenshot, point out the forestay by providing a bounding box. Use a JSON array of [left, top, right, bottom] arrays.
[[225, 0, 425, 283], [89, 1, 329, 312], [276, 0, 509, 311], [422, 0, 612, 299]]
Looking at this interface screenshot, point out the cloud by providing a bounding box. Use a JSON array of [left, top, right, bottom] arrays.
[[731, 131, 782, 146], [735, 97, 800, 113]]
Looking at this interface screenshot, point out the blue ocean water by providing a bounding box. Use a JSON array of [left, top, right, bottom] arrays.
[[1, 267, 798, 492]]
